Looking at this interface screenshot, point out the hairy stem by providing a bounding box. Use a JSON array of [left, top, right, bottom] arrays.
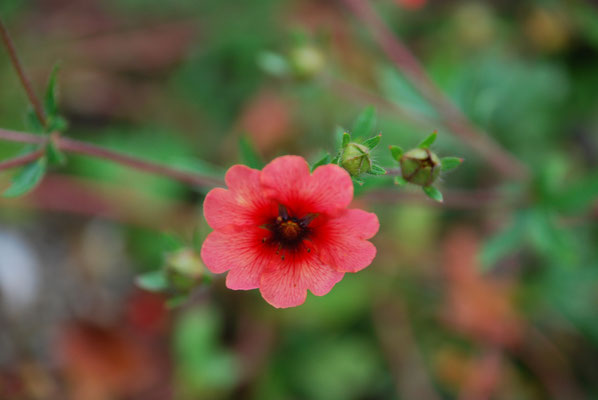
[[0, 19, 47, 129], [0, 128, 224, 188], [338, 0, 529, 180]]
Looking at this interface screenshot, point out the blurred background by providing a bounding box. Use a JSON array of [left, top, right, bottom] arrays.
[[1, 0, 598, 399]]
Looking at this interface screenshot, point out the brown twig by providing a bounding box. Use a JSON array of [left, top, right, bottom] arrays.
[[0, 128, 224, 188], [0, 149, 44, 171], [0, 19, 47, 128], [338, 0, 529, 180]]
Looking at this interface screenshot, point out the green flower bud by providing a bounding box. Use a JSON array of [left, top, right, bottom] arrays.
[[165, 248, 205, 279], [400, 148, 441, 186], [289, 45, 325, 79], [341, 143, 372, 177]]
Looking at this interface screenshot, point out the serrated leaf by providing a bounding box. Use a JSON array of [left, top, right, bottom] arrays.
[[342, 132, 351, 147], [441, 157, 463, 172], [362, 134, 381, 150], [44, 63, 61, 118], [311, 153, 331, 171], [389, 145, 404, 162], [352, 106, 376, 138], [368, 164, 386, 175], [46, 140, 66, 165], [136, 270, 169, 292], [418, 130, 437, 149], [238, 135, 264, 169], [3, 157, 47, 198], [331, 154, 340, 165], [394, 176, 407, 186], [422, 186, 443, 202]]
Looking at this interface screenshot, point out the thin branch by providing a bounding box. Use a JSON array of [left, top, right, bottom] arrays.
[[0, 128, 224, 188], [338, 0, 529, 180], [0, 19, 47, 128], [0, 149, 44, 171]]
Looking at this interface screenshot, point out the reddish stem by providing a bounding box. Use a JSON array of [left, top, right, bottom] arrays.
[[0, 148, 44, 171], [0, 128, 224, 188], [0, 19, 47, 129]]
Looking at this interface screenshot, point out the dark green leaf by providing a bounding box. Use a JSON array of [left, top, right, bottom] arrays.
[[422, 186, 443, 202], [3, 157, 47, 198], [441, 157, 463, 172], [362, 134, 381, 150], [135, 270, 169, 292], [311, 153, 331, 171], [389, 145, 404, 162], [352, 106, 376, 138], [238, 135, 264, 169], [368, 164, 386, 175], [418, 131, 437, 149]]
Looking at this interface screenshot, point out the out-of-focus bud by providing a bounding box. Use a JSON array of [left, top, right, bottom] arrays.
[[165, 248, 205, 280], [400, 148, 441, 186], [289, 45, 325, 79], [341, 143, 372, 177]]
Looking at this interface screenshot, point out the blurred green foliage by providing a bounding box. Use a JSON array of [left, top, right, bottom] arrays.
[[0, 0, 597, 399]]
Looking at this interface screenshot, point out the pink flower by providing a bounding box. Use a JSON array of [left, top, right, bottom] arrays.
[[201, 156, 379, 308]]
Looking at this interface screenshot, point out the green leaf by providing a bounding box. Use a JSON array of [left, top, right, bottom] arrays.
[[441, 157, 463, 172], [362, 134, 381, 150], [257, 51, 290, 77], [135, 270, 169, 292], [368, 164, 386, 175], [238, 135, 264, 169], [3, 157, 47, 198], [46, 140, 66, 166], [389, 145, 404, 162], [422, 186, 443, 202], [394, 176, 407, 186], [311, 153, 331, 171], [47, 115, 68, 133], [24, 107, 44, 134], [418, 130, 437, 149], [342, 132, 351, 148], [166, 295, 188, 309], [334, 126, 346, 148], [352, 177, 365, 186], [44, 63, 61, 118], [352, 106, 376, 138]]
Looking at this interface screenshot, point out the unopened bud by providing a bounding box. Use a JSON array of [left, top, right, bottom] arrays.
[[165, 248, 205, 280], [341, 143, 372, 177], [289, 45, 325, 79], [400, 148, 441, 186]]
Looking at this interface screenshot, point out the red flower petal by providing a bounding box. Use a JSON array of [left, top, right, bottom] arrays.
[[203, 165, 274, 229], [201, 226, 271, 289], [261, 156, 353, 215], [259, 256, 344, 308], [317, 209, 379, 273]]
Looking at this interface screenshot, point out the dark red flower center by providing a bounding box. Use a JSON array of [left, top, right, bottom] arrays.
[[263, 205, 317, 252]]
